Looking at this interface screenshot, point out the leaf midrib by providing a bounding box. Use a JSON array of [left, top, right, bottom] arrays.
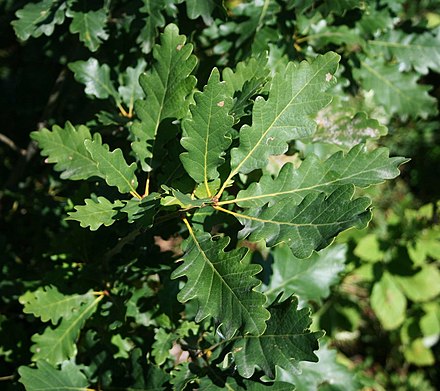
[[40, 295, 103, 361], [189, 234, 262, 335], [230, 54, 336, 177]]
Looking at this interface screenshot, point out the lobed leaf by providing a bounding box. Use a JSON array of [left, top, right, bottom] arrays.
[[227, 184, 371, 259], [19, 360, 90, 391], [230, 144, 407, 208], [354, 58, 438, 119], [229, 52, 340, 176], [367, 29, 440, 75], [180, 68, 234, 190], [171, 230, 269, 339], [262, 243, 347, 304], [199, 377, 295, 390], [31, 294, 103, 365], [131, 23, 197, 171], [84, 138, 138, 194], [118, 60, 147, 110], [67, 197, 124, 231], [69, 58, 119, 101], [12, 0, 66, 41], [313, 111, 388, 149], [278, 340, 361, 391], [223, 54, 270, 120], [232, 295, 322, 379], [68, 9, 109, 52], [19, 285, 95, 325], [31, 122, 101, 181], [185, 0, 218, 24]]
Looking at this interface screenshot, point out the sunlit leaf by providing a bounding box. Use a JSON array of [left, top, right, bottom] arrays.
[[67, 197, 124, 230], [19, 286, 95, 325], [84, 138, 138, 194], [131, 23, 197, 171], [31, 122, 101, 181], [180, 68, 234, 189], [68, 9, 109, 51], [229, 52, 340, 175], [19, 360, 90, 391]]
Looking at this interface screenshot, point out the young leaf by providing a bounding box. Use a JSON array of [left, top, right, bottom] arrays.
[[31, 122, 101, 181], [354, 58, 438, 119], [12, 0, 66, 41], [222, 185, 371, 259], [69, 58, 119, 101], [180, 68, 234, 191], [19, 286, 95, 325], [31, 294, 103, 365], [84, 138, 138, 195], [231, 295, 322, 379], [67, 197, 124, 231], [226, 52, 340, 180], [171, 229, 269, 339], [228, 144, 407, 208], [68, 9, 109, 52], [262, 244, 346, 304], [19, 360, 90, 391], [131, 23, 197, 172]]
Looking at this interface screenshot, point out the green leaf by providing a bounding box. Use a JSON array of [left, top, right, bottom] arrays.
[[180, 68, 234, 189], [120, 193, 160, 225], [118, 60, 147, 110], [131, 23, 197, 171], [278, 340, 361, 391], [67, 197, 124, 231], [84, 138, 138, 194], [185, 0, 218, 24], [12, 0, 66, 41], [199, 376, 295, 390], [223, 54, 270, 120], [313, 111, 388, 150], [152, 328, 175, 365], [19, 285, 95, 325], [228, 52, 340, 176], [31, 122, 101, 181], [68, 9, 109, 52], [230, 144, 406, 208], [137, 0, 165, 54], [226, 185, 371, 258], [31, 294, 103, 365], [232, 295, 322, 379], [354, 233, 384, 262], [171, 230, 269, 339], [68, 58, 119, 101], [354, 58, 438, 119], [368, 30, 440, 74], [263, 243, 346, 304], [395, 265, 440, 302], [371, 272, 407, 330], [19, 360, 90, 391]]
